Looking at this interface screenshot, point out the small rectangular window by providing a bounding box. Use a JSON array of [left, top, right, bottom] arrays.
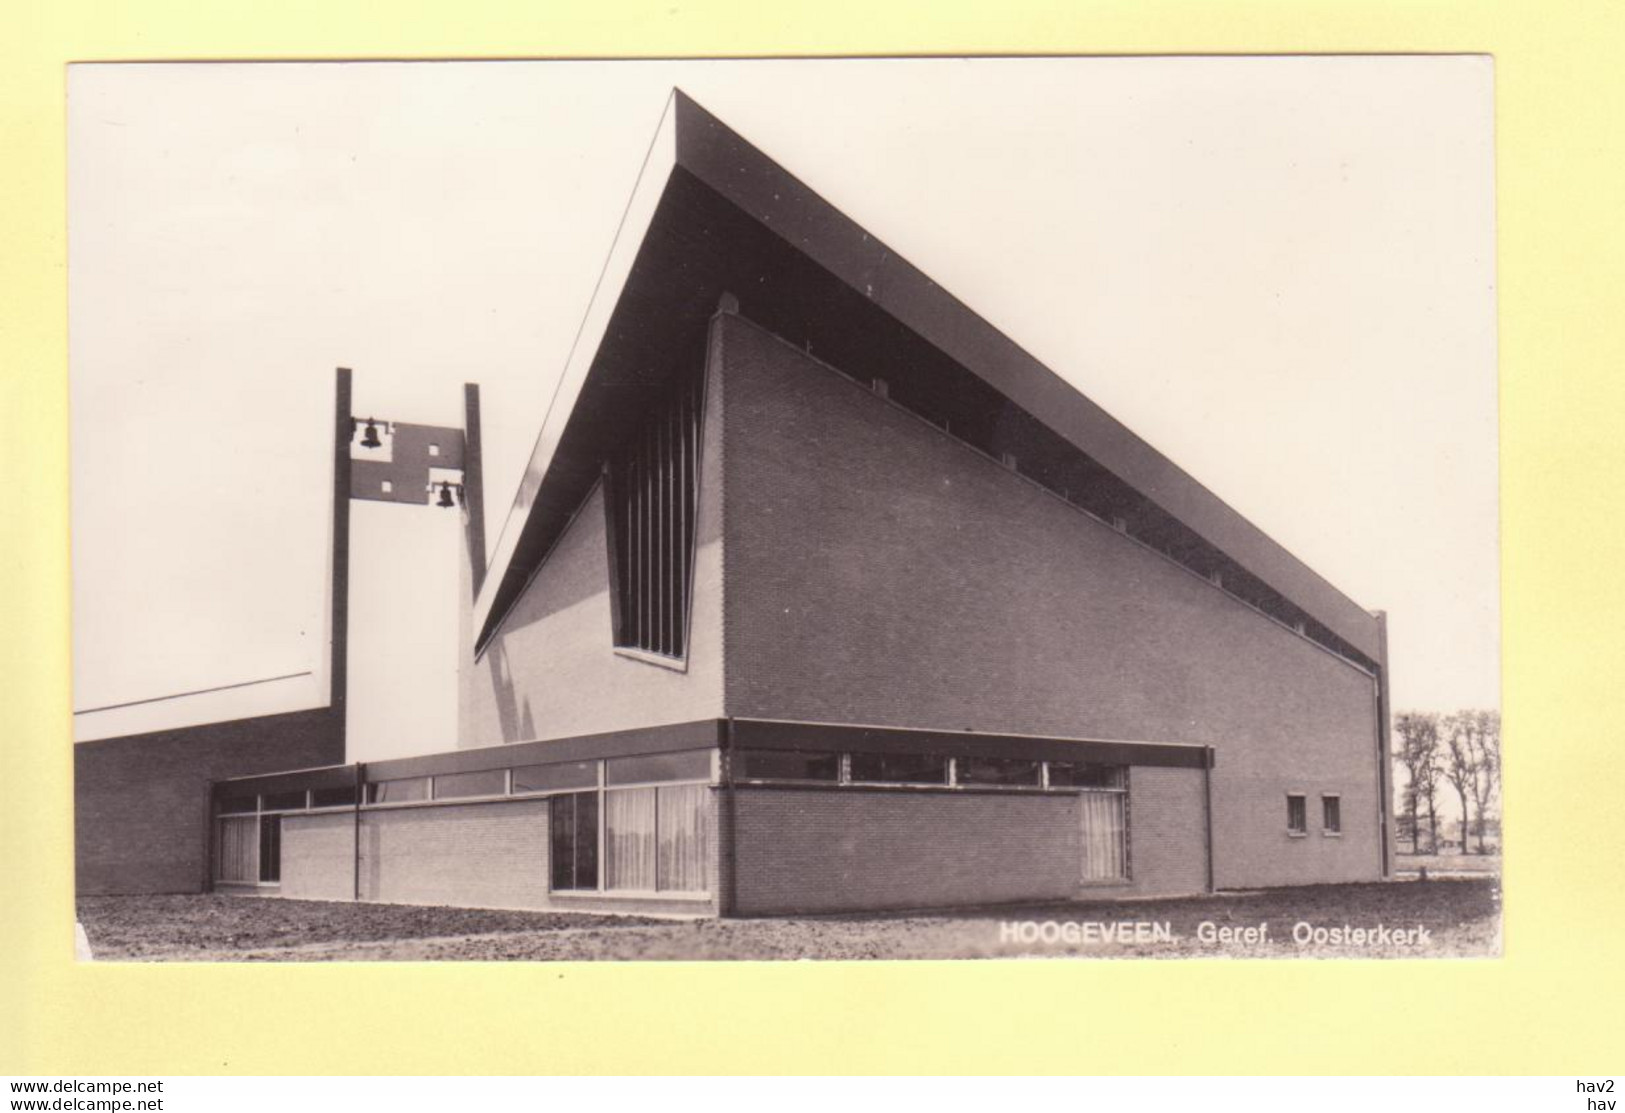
[[848, 752, 949, 786], [261, 790, 308, 812], [1048, 763, 1126, 790], [367, 778, 429, 805], [432, 768, 507, 800], [217, 793, 258, 815], [1322, 794, 1342, 835], [311, 785, 359, 809], [604, 749, 711, 786], [513, 760, 598, 795], [1287, 793, 1308, 835], [734, 749, 840, 783], [957, 756, 1042, 787]]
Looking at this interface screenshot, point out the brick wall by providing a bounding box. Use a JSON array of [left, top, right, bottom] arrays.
[[319, 790, 723, 915], [730, 787, 1079, 915], [280, 812, 357, 901], [1210, 746, 1382, 890], [357, 799, 552, 909], [1124, 767, 1209, 897], [74, 707, 344, 895], [459, 347, 726, 748], [275, 777, 1200, 914], [715, 312, 1383, 891]]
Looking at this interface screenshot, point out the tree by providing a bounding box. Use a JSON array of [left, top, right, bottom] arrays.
[[1442, 709, 1502, 855], [1464, 709, 1501, 853], [1394, 711, 1443, 853]]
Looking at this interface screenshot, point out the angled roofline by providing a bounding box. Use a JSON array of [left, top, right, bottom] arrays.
[[472, 91, 681, 651], [473, 89, 1381, 661]]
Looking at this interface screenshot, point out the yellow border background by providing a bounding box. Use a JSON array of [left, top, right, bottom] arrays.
[[4, 0, 1621, 1075]]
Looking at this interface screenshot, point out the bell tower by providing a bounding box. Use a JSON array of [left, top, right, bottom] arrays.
[[328, 367, 484, 760]]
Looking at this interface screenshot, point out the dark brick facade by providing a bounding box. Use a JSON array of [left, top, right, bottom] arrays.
[[730, 786, 1078, 915], [1122, 766, 1210, 897], [728, 766, 1209, 915], [103, 305, 1382, 912], [276, 792, 722, 915], [714, 312, 1383, 890], [74, 707, 344, 895]]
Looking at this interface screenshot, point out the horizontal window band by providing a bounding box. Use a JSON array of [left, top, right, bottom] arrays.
[[213, 764, 358, 798], [730, 781, 1095, 798], [726, 719, 1215, 770], [346, 783, 708, 815], [357, 795, 513, 813], [212, 719, 1212, 806]]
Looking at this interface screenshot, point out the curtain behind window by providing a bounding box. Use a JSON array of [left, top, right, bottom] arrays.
[[216, 816, 257, 883], [1080, 791, 1127, 881], [606, 787, 658, 891], [657, 784, 708, 892]]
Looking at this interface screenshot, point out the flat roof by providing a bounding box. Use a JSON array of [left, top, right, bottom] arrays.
[[473, 90, 1381, 662]]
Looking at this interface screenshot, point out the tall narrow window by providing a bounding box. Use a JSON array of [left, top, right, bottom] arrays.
[[605, 787, 658, 891], [550, 792, 600, 891], [216, 816, 258, 883], [607, 373, 703, 658], [1287, 793, 1308, 835], [1322, 794, 1342, 835], [656, 783, 709, 892], [1079, 790, 1128, 882], [258, 814, 282, 884]]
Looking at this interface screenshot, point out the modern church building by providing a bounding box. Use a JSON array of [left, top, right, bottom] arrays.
[[76, 91, 1395, 916]]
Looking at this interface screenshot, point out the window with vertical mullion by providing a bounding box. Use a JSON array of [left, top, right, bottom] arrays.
[[609, 373, 702, 659]]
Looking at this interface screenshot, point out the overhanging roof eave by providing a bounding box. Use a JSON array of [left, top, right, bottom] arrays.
[[475, 89, 1381, 661], [665, 91, 1381, 660], [472, 93, 682, 651]]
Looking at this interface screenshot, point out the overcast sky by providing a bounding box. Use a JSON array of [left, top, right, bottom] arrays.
[[68, 57, 1498, 756]]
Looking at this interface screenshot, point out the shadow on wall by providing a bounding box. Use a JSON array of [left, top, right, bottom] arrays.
[[487, 640, 537, 744]]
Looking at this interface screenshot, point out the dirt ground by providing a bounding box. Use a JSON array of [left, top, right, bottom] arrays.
[[78, 877, 1500, 962]]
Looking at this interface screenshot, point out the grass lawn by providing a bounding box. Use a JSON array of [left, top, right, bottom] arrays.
[[78, 877, 1499, 962], [1393, 851, 1501, 877]]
